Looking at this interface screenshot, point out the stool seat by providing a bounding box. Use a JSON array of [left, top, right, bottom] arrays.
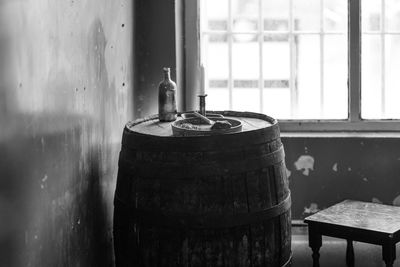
[[305, 200, 400, 267]]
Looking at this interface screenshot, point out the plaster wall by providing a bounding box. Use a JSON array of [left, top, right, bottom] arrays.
[[283, 137, 400, 220], [134, 0, 177, 119], [0, 0, 133, 266]]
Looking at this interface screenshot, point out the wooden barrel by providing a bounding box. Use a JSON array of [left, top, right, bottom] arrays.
[[113, 111, 291, 267]]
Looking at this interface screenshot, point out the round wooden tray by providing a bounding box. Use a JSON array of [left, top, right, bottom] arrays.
[[171, 117, 242, 136]]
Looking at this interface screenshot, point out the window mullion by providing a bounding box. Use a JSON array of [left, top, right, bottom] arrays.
[[228, 0, 233, 110], [289, 0, 297, 118], [349, 0, 361, 122], [320, 0, 325, 118], [381, 0, 386, 117], [259, 0, 263, 113]]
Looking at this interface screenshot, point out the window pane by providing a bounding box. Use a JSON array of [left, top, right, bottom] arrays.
[[232, 0, 259, 32], [293, 0, 320, 31], [361, 35, 382, 119], [296, 35, 321, 119], [362, 0, 381, 32], [263, 34, 290, 80], [385, 0, 400, 32], [232, 88, 260, 111], [384, 35, 400, 118], [323, 35, 348, 119], [201, 0, 348, 120], [262, 0, 289, 31], [324, 0, 347, 32], [263, 89, 291, 119], [203, 34, 229, 81], [362, 1, 400, 119], [202, 0, 229, 31], [232, 34, 259, 79], [207, 88, 229, 111]]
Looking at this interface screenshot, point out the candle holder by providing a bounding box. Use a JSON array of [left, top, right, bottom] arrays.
[[198, 94, 207, 116]]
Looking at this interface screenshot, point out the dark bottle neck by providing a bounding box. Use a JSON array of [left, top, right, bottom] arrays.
[[163, 68, 171, 81]]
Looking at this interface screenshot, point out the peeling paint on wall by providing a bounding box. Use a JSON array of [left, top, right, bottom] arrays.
[[393, 195, 400, 206], [303, 203, 319, 215], [372, 197, 383, 204], [332, 163, 338, 172], [286, 167, 292, 178], [283, 138, 400, 220], [294, 155, 314, 176]]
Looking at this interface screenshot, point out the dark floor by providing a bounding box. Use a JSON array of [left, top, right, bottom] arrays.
[[292, 226, 400, 267]]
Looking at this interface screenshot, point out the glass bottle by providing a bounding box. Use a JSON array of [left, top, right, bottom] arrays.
[[158, 67, 177, 122]]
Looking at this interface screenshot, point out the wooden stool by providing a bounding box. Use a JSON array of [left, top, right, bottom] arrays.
[[304, 200, 400, 267]]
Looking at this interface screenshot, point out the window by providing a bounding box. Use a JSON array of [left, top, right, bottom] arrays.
[[185, 0, 400, 131], [362, 0, 400, 119], [201, 0, 348, 120]]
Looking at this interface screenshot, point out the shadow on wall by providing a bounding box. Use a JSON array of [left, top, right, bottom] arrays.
[[0, 0, 133, 265], [0, 124, 114, 266]]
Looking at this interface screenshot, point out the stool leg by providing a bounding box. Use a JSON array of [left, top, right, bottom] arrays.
[[382, 243, 396, 267], [308, 226, 322, 267], [346, 239, 354, 267]]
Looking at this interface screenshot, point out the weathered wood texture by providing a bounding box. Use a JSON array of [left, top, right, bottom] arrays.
[[114, 111, 292, 267], [305, 200, 400, 234], [305, 200, 400, 267]]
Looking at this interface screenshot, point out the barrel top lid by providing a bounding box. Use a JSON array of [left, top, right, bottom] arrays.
[[126, 111, 276, 137]]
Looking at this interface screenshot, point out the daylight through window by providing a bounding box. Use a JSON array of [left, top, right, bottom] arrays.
[[200, 0, 400, 120]]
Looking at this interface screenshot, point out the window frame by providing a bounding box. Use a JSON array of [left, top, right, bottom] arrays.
[[184, 0, 400, 132]]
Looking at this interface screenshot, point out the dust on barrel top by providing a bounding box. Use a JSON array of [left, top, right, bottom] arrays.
[[126, 111, 274, 137]]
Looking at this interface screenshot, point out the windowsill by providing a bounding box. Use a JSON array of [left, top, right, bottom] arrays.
[[281, 131, 400, 138], [278, 120, 400, 133]]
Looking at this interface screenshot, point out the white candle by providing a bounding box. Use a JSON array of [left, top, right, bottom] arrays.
[[200, 64, 205, 95]]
